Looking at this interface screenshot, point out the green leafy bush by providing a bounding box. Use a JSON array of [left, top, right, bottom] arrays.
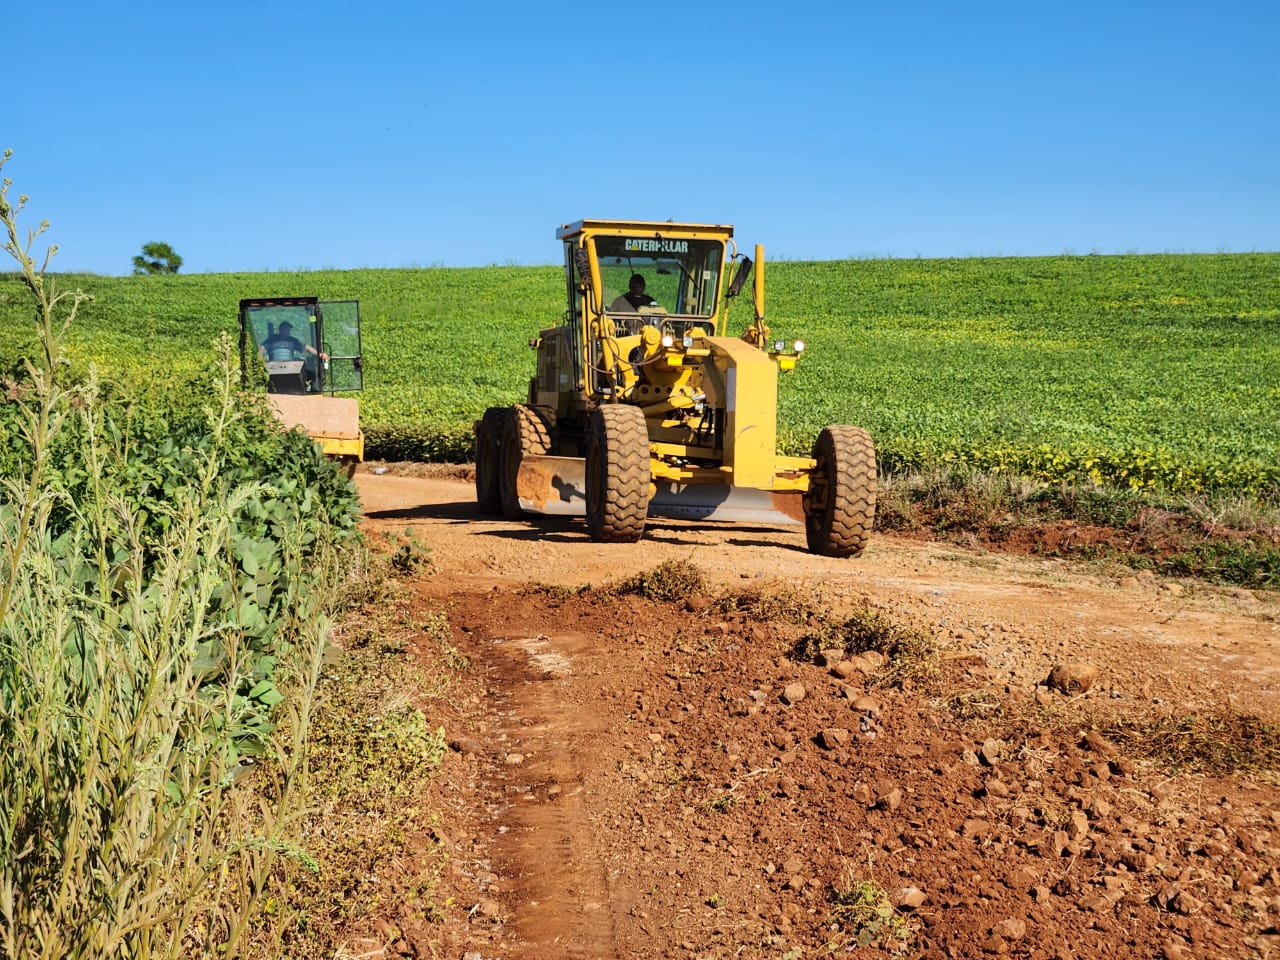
[[0, 160, 362, 959]]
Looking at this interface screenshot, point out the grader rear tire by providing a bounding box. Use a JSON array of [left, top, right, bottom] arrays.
[[474, 406, 508, 515], [586, 404, 650, 543], [500, 404, 554, 520], [803, 425, 876, 558]]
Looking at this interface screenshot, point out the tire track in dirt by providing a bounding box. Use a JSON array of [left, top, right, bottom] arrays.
[[475, 627, 622, 959]]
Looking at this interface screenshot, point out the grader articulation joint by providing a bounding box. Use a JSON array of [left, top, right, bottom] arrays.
[[474, 219, 876, 557]]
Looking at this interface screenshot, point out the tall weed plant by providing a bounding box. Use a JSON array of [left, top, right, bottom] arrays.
[[0, 152, 356, 958]]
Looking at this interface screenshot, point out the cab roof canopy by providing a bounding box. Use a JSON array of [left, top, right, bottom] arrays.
[[239, 296, 320, 310], [556, 219, 735, 241]]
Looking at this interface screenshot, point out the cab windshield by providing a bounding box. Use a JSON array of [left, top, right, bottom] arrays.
[[247, 303, 320, 360], [592, 236, 724, 318]]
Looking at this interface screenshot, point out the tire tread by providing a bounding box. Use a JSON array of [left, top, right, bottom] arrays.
[[804, 425, 877, 558], [587, 405, 650, 542]]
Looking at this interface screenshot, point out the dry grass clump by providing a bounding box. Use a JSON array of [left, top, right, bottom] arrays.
[[601, 559, 708, 602], [712, 585, 818, 625], [1102, 708, 1280, 776], [519, 581, 591, 603], [937, 686, 1280, 778], [791, 606, 938, 690]]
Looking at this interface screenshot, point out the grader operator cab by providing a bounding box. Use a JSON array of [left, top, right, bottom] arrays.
[[474, 220, 877, 557], [238, 296, 365, 475]]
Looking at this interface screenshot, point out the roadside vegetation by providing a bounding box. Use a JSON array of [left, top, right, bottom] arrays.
[[270, 573, 456, 955], [876, 468, 1280, 588], [0, 155, 374, 958], [0, 248, 1276, 496]]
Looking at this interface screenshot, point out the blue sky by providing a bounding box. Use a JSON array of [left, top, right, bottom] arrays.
[[6, 2, 1277, 274]]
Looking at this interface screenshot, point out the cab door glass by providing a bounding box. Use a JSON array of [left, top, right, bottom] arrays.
[[319, 300, 364, 392]]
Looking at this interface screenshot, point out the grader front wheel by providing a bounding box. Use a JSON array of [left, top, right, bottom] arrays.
[[804, 425, 877, 558], [474, 406, 508, 515], [586, 405, 650, 543], [499, 404, 554, 519]]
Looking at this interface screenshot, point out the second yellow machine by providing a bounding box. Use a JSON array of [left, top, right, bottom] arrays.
[[238, 296, 365, 477], [474, 219, 876, 557]]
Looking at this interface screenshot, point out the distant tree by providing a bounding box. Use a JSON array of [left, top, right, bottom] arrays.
[[132, 241, 183, 275]]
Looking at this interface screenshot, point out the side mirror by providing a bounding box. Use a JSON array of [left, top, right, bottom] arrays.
[[727, 257, 752, 298]]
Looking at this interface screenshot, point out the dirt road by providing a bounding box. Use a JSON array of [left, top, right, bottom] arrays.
[[352, 469, 1280, 960]]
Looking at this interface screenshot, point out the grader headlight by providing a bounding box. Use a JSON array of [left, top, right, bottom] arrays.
[[767, 336, 804, 371], [661, 334, 675, 349]]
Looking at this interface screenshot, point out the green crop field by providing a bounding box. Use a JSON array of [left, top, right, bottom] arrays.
[[1, 252, 1277, 496]]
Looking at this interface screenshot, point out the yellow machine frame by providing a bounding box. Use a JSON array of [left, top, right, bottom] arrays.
[[543, 219, 813, 495]]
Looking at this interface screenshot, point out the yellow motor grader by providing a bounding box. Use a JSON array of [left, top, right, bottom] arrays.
[[238, 296, 365, 476], [474, 219, 876, 556]]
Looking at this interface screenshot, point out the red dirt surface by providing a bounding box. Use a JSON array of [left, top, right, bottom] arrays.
[[345, 468, 1280, 960]]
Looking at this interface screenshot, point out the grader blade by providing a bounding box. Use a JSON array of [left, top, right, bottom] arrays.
[[649, 482, 802, 526], [516, 455, 587, 516], [516, 455, 802, 526]]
